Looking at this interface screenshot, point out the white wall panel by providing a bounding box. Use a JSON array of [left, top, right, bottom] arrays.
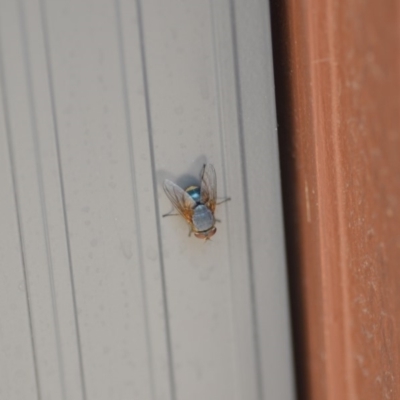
[[0, 0, 295, 399]]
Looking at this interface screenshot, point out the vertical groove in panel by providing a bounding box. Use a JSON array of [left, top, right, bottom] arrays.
[[38, 1, 87, 398], [135, 1, 177, 399], [209, 1, 233, 275], [209, 1, 239, 398], [114, 1, 155, 399], [228, 1, 264, 399], [0, 29, 41, 400], [17, 1, 67, 398]]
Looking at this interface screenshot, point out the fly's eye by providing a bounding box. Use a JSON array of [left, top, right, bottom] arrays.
[[194, 227, 217, 240], [208, 227, 217, 238]]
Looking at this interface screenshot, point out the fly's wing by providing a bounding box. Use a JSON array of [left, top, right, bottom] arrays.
[[163, 179, 196, 223], [200, 164, 217, 213]]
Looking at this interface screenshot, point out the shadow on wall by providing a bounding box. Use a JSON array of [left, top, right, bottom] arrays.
[[156, 154, 208, 189]]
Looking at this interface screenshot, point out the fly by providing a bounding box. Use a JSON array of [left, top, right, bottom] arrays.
[[163, 164, 230, 240]]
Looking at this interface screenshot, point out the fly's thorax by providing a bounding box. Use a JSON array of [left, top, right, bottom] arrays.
[[185, 186, 201, 204], [192, 204, 214, 232]]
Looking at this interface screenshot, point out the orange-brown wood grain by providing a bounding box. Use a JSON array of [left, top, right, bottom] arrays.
[[270, 0, 400, 399]]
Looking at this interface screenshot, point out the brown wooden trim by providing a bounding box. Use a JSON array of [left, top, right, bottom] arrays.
[[270, 0, 400, 399]]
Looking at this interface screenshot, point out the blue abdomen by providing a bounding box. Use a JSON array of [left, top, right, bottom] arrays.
[[186, 186, 201, 204]]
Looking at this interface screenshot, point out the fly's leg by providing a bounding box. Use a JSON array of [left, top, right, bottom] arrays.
[[217, 197, 231, 205], [200, 164, 206, 180], [215, 219, 221, 223], [188, 226, 193, 237], [162, 209, 179, 218]]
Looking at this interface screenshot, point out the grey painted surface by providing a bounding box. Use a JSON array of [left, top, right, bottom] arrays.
[[0, 0, 295, 399]]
